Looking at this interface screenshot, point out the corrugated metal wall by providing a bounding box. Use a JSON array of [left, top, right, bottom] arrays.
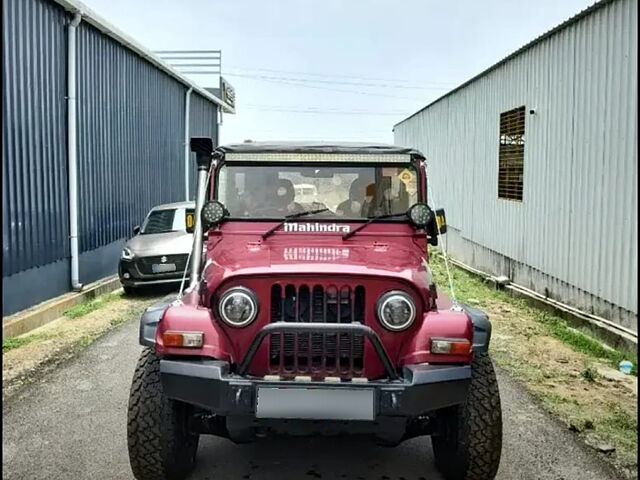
[[2, 0, 70, 276], [2, 0, 221, 316], [394, 0, 637, 328], [76, 21, 186, 253]]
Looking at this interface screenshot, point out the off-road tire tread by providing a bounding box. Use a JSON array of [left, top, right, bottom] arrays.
[[433, 352, 502, 480], [127, 348, 199, 480]]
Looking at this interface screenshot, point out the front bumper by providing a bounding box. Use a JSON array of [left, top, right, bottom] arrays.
[[119, 258, 187, 287], [151, 312, 478, 443], [161, 359, 471, 417]]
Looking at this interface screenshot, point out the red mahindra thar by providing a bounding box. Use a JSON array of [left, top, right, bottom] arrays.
[[127, 138, 502, 480]]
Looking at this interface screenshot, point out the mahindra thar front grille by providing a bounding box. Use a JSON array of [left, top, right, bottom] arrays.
[[269, 284, 366, 377]]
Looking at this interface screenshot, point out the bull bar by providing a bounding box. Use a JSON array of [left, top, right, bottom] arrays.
[[159, 322, 472, 423]]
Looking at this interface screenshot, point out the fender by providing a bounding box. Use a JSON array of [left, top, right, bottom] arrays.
[[460, 303, 492, 354], [139, 296, 175, 348]]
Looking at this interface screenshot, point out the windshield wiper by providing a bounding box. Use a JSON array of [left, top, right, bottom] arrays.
[[342, 212, 407, 240], [262, 208, 329, 240]]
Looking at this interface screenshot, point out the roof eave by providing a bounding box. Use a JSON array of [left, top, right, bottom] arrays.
[[52, 0, 235, 113]]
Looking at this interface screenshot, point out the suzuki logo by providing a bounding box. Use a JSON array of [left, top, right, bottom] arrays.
[[160, 256, 167, 263]]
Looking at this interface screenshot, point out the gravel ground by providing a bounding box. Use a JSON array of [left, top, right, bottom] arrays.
[[2, 315, 620, 480]]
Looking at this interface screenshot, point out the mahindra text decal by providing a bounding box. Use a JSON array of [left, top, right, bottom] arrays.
[[284, 247, 350, 261], [283, 222, 351, 233]]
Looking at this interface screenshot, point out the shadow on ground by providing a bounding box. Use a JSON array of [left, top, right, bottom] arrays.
[[192, 434, 438, 480]]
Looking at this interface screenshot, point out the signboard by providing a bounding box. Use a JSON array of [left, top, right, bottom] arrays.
[[220, 77, 235, 111]]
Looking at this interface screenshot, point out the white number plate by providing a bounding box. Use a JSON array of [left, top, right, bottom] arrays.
[[256, 387, 374, 421], [151, 263, 176, 273]]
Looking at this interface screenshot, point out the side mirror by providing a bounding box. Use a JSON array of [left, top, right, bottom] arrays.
[[425, 207, 446, 246], [435, 208, 447, 234], [133, 225, 141, 235]]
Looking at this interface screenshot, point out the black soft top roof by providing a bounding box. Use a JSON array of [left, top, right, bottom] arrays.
[[215, 141, 424, 158]]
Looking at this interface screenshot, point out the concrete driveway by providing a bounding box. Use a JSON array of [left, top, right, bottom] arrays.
[[2, 315, 618, 480]]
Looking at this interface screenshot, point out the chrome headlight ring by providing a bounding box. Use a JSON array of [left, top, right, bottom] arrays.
[[217, 286, 259, 327], [376, 290, 416, 331]]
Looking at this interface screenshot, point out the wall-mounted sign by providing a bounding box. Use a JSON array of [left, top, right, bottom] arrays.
[[220, 77, 235, 111]]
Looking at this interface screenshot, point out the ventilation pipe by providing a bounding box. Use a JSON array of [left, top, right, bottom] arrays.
[[184, 88, 193, 201], [188, 137, 214, 290], [68, 12, 83, 291]]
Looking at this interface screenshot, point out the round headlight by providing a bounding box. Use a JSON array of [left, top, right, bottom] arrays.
[[218, 287, 258, 327], [407, 203, 434, 228], [201, 200, 226, 228], [376, 291, 416, 331], [121, 247, 134, 260]]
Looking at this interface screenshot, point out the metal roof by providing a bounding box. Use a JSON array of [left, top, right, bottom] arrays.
[[394, 0, 616, 128], [151, 201, 195, 211], [216, 141, 424, 157], [51, 0, 235, 113]]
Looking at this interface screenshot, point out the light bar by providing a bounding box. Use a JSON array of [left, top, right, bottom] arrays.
[[430, 338, 472, 355], [224, 152, 412, 163], [163, 331, 204, 348]]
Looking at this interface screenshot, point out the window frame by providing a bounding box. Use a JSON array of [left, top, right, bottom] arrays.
[[211, 161, 422, 222], [497, 105, 526, 202]]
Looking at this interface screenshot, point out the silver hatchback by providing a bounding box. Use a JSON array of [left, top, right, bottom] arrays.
[[118, 201, 194, 294]]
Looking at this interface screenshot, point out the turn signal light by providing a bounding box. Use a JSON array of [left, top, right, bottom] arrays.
[[431, 338, 472, 355], [163, 331, 203, 348]]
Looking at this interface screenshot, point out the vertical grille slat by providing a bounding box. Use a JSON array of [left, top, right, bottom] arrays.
[[269, 283, 365, 378]]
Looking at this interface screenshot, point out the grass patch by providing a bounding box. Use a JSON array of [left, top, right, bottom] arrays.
[[63, 291, 122, 319], [536, 312, 637, 375], [3, 336, 35, 353], [428, 250, 636, 375], [599, 404, 639, 453], [581, 366, 598, 382], [109, 312, 133, 327], [3, 332, 59, 353], [4, 290, 131, 354]]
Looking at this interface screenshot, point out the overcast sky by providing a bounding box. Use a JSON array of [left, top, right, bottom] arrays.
[[82, 0, 594, 145]]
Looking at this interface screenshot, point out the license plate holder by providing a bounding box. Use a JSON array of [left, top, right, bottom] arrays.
[[256, 386, 375, 421], [151, 263, 176, 273]]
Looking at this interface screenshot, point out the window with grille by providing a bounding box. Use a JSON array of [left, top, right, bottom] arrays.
[[498, 106, 525, 201]]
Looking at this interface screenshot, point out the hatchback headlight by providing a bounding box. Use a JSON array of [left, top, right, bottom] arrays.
[[121, 247, 134, 260], [376, 291, 416, 331], [217, 287, 258, 327]]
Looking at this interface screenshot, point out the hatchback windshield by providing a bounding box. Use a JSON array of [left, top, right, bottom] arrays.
[[141, 208, 188, 234], [216, 164, 419, 219]]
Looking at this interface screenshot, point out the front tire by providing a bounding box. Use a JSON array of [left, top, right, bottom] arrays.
[[127, 348, 200, 480], [123, 286, 136, 295], [432, 352, 502, 480]]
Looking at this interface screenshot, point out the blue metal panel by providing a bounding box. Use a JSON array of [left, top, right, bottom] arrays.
[[76, 22, 187, 253], [188, 92, 218, 199], [2, 0, 70, 277]]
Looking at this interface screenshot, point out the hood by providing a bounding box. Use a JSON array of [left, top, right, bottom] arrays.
[[126, 231, 193, 256], [202, 221, 429, 287]]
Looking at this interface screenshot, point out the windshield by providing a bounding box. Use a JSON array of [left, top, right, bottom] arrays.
[[216, 164, 419, 219], [141, 208, 188, 234]]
